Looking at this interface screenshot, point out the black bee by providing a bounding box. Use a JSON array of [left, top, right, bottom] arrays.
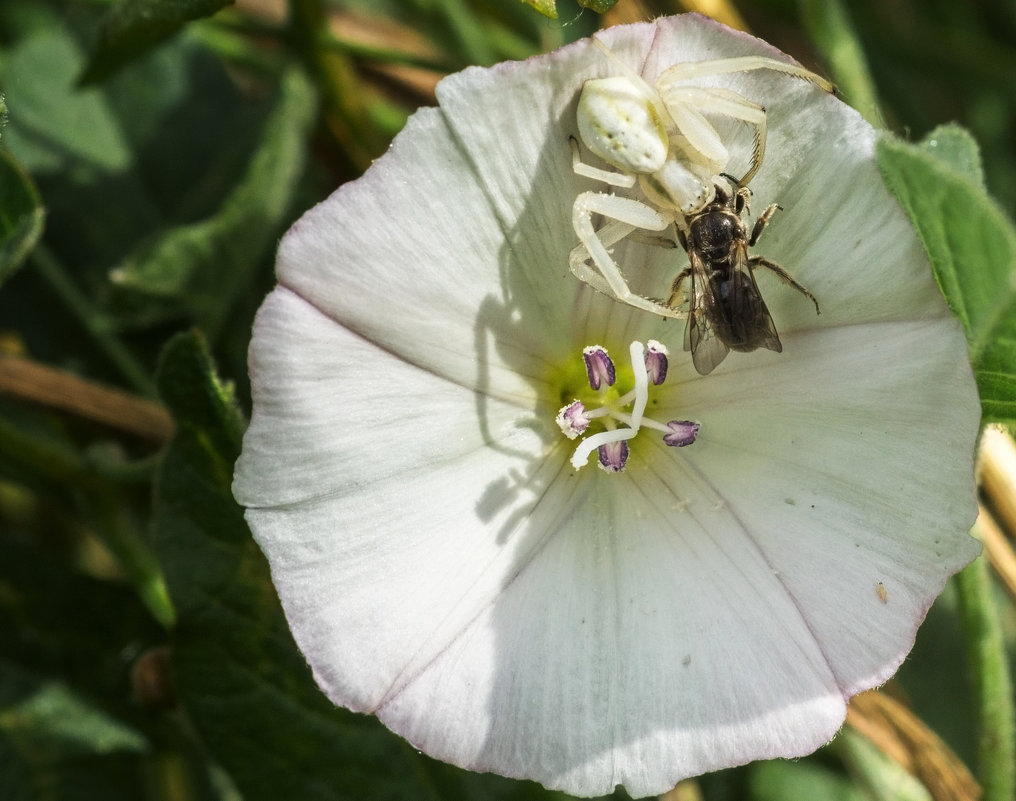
[[667, 182, 819, 375]]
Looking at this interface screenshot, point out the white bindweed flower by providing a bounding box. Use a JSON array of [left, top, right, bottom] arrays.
[[233, 14, 980, 798]]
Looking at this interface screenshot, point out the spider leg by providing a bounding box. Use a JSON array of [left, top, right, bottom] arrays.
[[656, 57, 834, 93], [659, 94, 728, 167], [627, 231, 679, 249], [570, 191, 685, 319], [655, 56, 834, 187], [661, 86, 768, 186], [568, 219, 637, 298], [570, 137, 637, 188]]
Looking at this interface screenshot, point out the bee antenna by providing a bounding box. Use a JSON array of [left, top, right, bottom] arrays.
[[718, 172, 748, 195]]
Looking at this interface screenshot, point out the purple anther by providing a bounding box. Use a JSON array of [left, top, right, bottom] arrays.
[[583, 345, 615, 390], [663, 420, 700, 447], [597, 439, 629, 472], [556, 400, 591, 439], [645, 340, 669, 385]]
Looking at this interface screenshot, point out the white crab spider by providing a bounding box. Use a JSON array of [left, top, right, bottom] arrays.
[[569, 36, 834, 319]]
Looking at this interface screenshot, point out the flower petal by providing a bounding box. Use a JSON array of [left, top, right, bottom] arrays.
[[434, 22, 689, 348], [233, 286, 549, 508], [374, 466, 846, 797], [434, 15, 853, 347], [658, 315, 980, 692], [235, 12, 981, 800], [272, 106, 564, 403], [236, 287, 584, 710]]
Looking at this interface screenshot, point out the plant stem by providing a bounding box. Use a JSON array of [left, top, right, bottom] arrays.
[[0, 415, 175, 627], [31, 244, 157, 397], [956, 529, 1015, 801], [289, 0, 379, 171], [799, 0, 884, 128]]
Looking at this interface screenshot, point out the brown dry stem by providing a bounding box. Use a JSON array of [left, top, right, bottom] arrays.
[[0, 353, 174, 443], [846, 690, 980, 801]]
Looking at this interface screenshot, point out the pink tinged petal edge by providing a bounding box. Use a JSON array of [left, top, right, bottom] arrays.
[[234, 12, 981, 799]]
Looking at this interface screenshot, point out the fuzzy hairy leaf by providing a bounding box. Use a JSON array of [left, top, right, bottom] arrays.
[[878, 130, 1016, 422]]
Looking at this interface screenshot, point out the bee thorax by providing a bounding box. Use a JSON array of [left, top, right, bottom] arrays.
[[688, 210, 742, 259]]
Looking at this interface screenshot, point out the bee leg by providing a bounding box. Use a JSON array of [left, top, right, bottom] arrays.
[[748, 203, 783, 246], [627, 231, 679, 249], [666, 266, 692, 308], [750, 257, 820, 314]]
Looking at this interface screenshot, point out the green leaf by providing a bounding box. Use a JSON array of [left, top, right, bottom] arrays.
[[750, 758, 866, 801], [576, 0, 619, 13], [521, 0, 558, 20], [877, 131, 1016, 422], [917, 123, 985, 188], [0, 662, 151, 801], [111, 66, 317, 338], [0, 27, 133, 173], [151, 332, 581, 801], [0, 148, 45, 285], [0, 19, 284, 338], [0, 677, 148, 758], [835, 729, 933, 801], [79, 0, 235, 85]]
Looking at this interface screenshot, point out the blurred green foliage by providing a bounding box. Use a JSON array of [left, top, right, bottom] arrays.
[[0, 0, 1014, 800]]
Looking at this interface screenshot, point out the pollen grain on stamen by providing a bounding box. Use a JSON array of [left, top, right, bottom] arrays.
[[556, 400, 591, 440]]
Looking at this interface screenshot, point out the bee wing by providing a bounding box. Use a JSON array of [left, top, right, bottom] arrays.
[[684, 250, 730, 375], [728, 243, 782, 353]]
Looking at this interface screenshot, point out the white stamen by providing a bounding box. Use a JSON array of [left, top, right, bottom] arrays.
[[628, 341, 649, 431], [571, 427, 638, 470], [564, 340, 698, 471]]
